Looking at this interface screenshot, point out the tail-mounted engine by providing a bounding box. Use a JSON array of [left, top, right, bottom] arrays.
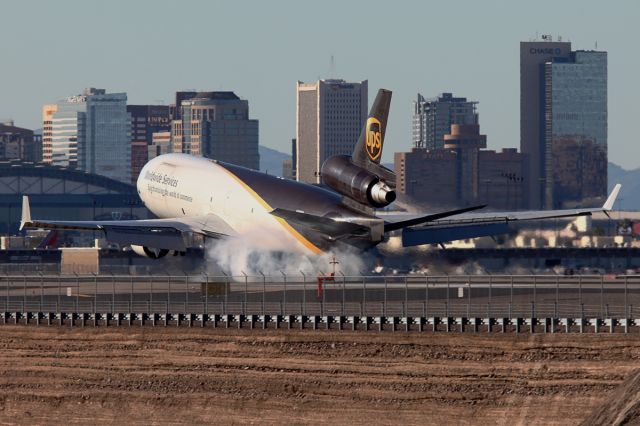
[[321, 155, 396, 208]]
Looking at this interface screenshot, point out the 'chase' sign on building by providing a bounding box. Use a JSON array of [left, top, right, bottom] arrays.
[[529, 47, 562, 55]]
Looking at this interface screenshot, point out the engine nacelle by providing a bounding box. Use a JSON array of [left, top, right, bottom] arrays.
[[130, 245, 170, 259], [321, 155, 396, 208]]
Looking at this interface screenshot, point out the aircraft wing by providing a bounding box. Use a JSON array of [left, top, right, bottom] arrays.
[[19, 195, 236, 251], [381, 184, 621, 247]]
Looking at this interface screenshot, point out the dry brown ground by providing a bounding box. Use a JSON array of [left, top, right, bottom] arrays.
[[0, 326, 638, 425], [582, 370, 640, 426]]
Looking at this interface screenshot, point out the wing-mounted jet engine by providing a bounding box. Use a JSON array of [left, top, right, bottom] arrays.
[[130, 245, 170, 259], [130, 245, 187, 259], [320, 89, 396, 209]]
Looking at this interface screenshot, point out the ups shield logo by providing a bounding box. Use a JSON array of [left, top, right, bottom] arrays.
[[365, 117, 382, 161]]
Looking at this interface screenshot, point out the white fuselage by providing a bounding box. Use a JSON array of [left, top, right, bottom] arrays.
[[137, 154, 322, 255]]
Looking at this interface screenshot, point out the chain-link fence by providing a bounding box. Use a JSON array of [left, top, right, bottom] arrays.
[[0, 273, 639, 319]]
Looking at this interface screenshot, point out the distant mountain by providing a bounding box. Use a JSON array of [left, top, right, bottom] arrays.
[[608, 163, 640, 210], [259, 145, 290, 177]]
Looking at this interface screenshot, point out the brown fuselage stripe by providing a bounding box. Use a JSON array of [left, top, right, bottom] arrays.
[[218, 165, 323, 255]]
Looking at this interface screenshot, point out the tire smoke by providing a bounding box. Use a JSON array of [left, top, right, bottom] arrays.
[[205, 232, 367, 278]]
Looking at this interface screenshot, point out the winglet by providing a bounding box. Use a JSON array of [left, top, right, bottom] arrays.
[[20, 195, 31, 230], [603, 184, 621, 211]]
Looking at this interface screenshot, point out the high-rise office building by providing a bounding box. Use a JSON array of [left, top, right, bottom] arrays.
[[395, 148, 458, 206], [520, 38, 607, 208], [172, 91, 198, 120], [412, 93, 478, 150], [290, 138, 297, 181], [296, 79, 368, 184], [42, 88, 131, 183], [127, 105, 171, 183], [0, 121, 39, 162], [394, 143, 527, 210], [443, 124, 487, 205], [543, 50, 608, 208], [170, 91, 259, 170], [148, 131, 171, 160], [42, 104, 58, 164], [478, 149, 527, 210]]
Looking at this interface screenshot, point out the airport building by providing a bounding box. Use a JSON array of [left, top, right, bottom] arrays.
[[0, 161, 151, 235], [170, 91, 259, 170], [0, 121, 40, 162], [520, 37, 607, 209], [412, 93, 478, 150], [42, 88, 132, 184], [296, 79, 368, 184], [127, 105, 171, 183]]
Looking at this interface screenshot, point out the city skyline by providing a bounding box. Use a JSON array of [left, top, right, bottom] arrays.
[[1, 1, 638, 168]]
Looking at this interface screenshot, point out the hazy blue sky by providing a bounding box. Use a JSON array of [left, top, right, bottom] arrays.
[[1, 0, 639, 168]]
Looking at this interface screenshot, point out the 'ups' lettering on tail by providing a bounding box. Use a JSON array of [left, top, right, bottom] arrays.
[[365, 117, 382, 161]]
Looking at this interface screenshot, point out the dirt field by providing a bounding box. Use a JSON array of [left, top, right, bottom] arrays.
[[0, 327, 638, 425]]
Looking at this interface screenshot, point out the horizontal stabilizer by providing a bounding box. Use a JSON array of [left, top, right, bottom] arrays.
[[402, 222, 510, 247]]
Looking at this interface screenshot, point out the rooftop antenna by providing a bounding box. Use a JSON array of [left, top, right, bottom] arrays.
[[329, 55, 336, 79]]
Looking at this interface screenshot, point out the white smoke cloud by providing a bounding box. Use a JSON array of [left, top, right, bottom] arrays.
[[205, 231, 368, 279]]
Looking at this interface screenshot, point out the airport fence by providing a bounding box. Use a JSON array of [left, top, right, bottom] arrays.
[[1, 273, 640, 320]]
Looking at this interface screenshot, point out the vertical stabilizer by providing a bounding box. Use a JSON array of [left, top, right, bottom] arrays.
[[352, 89, 392, 167]]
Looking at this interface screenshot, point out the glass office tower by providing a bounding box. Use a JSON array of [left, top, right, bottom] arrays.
[[543, 51, 607, 208], [44, 88, 131, 183]]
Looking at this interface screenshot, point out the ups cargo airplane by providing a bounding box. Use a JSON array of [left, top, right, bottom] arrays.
[[20, 89, 620, 260]]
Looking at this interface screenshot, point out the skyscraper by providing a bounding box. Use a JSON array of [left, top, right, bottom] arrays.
[[170, 91, 259, 170], [42, 88, 131, 183], [443, 124, 487, 205], [148, 131, 171, 160], [412, 93, 478, 150], [395, 127, 527, 210], [42, 104, 58, 164], [520, 38, 607, 208], [296, 79, 368, 184], [543, 50, 608, 208], [0, 121, 38, 162], [127, 105, 171, 183]]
